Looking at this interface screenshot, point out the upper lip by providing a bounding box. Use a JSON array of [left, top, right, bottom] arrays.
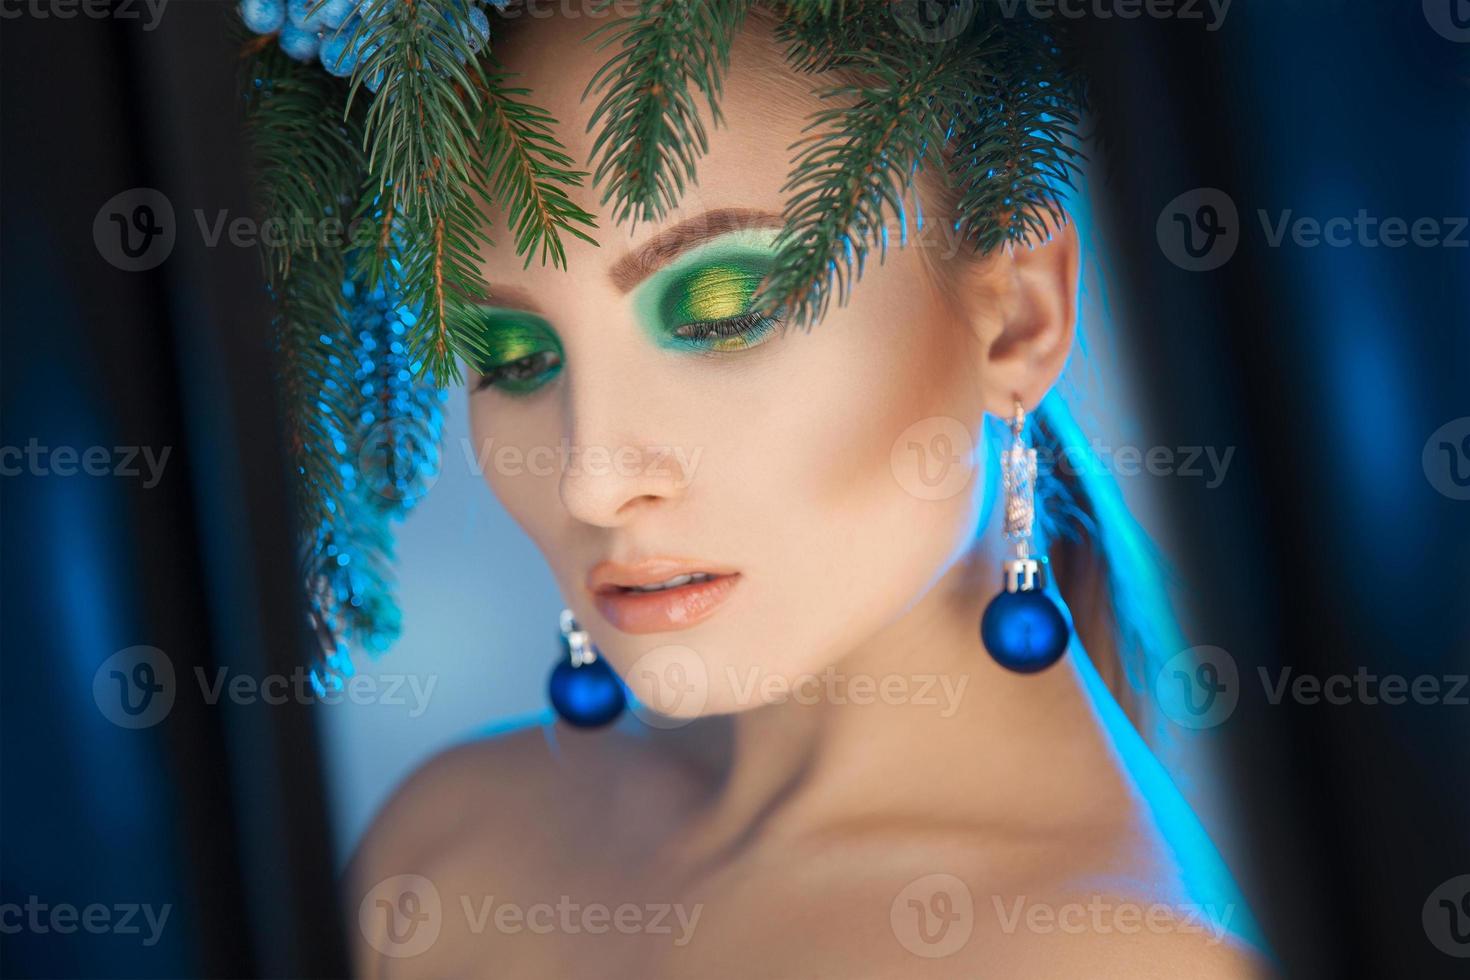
[[587, 557, 738, 594]]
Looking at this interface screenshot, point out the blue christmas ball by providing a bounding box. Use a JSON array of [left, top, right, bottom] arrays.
[[356, 0, 396, 19], [319, 15, 363, 76], [465, 5, 490, 52], [278, 22, 322, 62], [289, 0, 353, 30], [548, 658, 625, 728], [239, 0, 286, 34], [980, 589, 1069, 674], [319, 0, 356, 28]]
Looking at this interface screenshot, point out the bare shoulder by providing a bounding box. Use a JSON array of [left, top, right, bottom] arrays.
[[957, 896, 1275, 979], [786, 794, 1275, 979], [346, 726, 550, 883], [345, 720, 704, 893], [951, 817, 1275, 979]]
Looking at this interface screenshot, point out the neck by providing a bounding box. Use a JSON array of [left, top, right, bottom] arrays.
[[671, 529, 1132, 864]]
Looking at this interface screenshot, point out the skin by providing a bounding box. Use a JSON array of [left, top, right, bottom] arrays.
[[348, 9, 1271, 978]]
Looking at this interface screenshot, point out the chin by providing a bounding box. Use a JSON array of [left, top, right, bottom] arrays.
[[600, 621, 846, 724]]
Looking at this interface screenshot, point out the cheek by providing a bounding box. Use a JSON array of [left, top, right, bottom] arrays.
[[468, 395, 568, 554], [734, 260, 986, 663]]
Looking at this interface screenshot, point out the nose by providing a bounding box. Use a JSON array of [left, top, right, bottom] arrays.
[[557, 394, 690, 529]]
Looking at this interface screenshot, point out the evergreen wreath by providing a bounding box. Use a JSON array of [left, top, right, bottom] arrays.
[[235, 0, 1088, 687]]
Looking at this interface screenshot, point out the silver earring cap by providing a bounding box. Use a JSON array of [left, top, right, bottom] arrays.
[[559, 608, 597, 667]]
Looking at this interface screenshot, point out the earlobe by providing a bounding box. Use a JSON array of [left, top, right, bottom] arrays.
[[972, 217, 1081, 417]]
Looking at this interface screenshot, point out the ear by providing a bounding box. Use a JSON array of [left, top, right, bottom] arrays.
[[962, 218, 1080, 418]]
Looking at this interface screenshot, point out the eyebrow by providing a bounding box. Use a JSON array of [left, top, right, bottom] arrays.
[[608, 207, 786, 293], [479, 284, 541, 314], [480, 208, 786, 313]]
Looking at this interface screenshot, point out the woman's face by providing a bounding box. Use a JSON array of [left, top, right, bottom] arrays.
[[469, 12, 999, 718]]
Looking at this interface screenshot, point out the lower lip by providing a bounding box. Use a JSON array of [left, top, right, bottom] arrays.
[[593, 574, 741, 634]]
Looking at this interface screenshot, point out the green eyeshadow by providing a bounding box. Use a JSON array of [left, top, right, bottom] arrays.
[[467, 307, 564, 395], [634, 229, 784, 353]]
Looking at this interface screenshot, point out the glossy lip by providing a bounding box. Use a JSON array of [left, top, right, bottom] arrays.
[[588, 558, 741, 634]]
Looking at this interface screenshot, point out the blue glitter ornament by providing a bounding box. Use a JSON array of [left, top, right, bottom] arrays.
[[301, 263, 447, 689]]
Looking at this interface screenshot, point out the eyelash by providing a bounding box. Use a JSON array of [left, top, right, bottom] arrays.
[[474, 288, 779, 394], [474, 349, 562, 394], [671, 309, 782, 348]]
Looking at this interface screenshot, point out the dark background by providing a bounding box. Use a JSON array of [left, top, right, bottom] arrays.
[[2, 1, 1468, 977]]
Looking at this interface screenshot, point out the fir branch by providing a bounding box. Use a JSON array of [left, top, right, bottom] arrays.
[[755, 42, 981, 328], [390, 186, 498, 379], [242, 43, 365, 282], [949, 10, 1086, 252], [584, 0, 752, 228], [479, 66, 599, 269], [352, 0, 496, 384], [774, 0, 894, 73], [242, 43, 366, 533]]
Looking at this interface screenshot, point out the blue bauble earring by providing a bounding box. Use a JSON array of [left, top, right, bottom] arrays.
[[980, 402, 1070, 673], [548, 609, 625, 727]]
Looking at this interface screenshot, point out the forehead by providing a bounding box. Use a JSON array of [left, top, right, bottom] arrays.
[[480, 8, 812, 250]]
